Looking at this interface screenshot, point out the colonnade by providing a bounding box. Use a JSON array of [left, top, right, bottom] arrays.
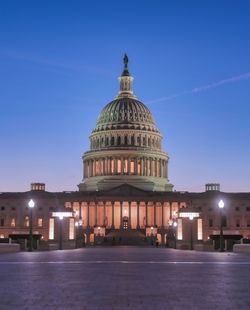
[[83, 157, 168, 178], [65, 201, 185, 230]]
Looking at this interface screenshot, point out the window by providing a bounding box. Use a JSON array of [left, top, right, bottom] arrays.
[[1, 206, 5, 211], [124, 159, 128, 173], [247, 219, 250, 227], [39, 207, 43, 211], [246, 207, 250, 212], [11, 218, 15, 227], [222, 216, 227, 227], [49, 207, 54, 211], [38, 218, 43, 227], [117, 159, 121, 173], [130, 160, 135, 174], [25, 216, 29, 227], [235, 207, 240, 211], [0, 218, 4, 226], [236, 219, 240, 228], [209, 219, 213, 227], [12, 207, 16, 211]]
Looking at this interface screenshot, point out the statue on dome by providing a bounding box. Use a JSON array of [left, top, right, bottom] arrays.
[[123, 53, 128, 65]]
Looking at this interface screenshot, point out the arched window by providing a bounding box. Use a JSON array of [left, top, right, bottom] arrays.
[[111, 137, 114, 145], [137, 136, 141, 146], [131, 135, 135, 145], [148, 138, 151, 146], [143, 137, 146, 146], [106, 137, 109, 146], [124, 136, 128, 145], [117, 136, 121, 145]]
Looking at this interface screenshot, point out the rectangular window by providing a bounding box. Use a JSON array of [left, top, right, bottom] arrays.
[[111, 159, 114, 174], [222, 216, 227, 227], [236, 219, 240, 228], [247, 219, 250, 227], [124, 159, 128, 173], [177, 218, 182, 240], [130, 160, 135, 174], [38, 218, 43, 227], [69, 218, 74, 240], [49, 218, 54, 240], [197, 218, 202, 240], [117, 159, 121, 173], [138, 160, 141, 175], [11, 218, 15, 227], [209, 219, 213, 227], [0, 218, 4, 226]]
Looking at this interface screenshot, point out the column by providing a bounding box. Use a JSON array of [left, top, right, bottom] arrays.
[[159, 159, 161, 177], [114, 158, 117, 174], [135, 158, 138, 175], [137, 201, 140, 229], [150, 158, 153, 176], [162, 202, 164, 228], [111, 201, 114, 229], [121, 157, 124, 175], [98, 159, 101, 176], [145, 158, 148, 176], [129, 201, 132, 228], [166, 161, 168, 180], [128, 158, 131, 174], [156, 159, 158, 177], [141, 158, 144, 176], [104, 202, 106, 226], [120, 202, 123, 229], [95, 202, 97, 226], [145, 202, 148, 227], [79, 201, 82, 219], [154, 202, 156, 227], [87, 202, 90, 228], [170, 202, 173, 220]]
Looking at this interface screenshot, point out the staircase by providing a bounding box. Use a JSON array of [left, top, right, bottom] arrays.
[[104, 229, 147, 246]]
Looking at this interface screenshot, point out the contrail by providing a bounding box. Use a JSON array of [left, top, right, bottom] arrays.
[[147, 73, 250, 104]]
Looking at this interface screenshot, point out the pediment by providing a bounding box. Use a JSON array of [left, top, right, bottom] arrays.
[[100, 183, 149, 197]]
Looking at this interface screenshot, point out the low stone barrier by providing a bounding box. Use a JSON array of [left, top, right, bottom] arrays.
[[233, 244, 250, 253], [0, 243, 20, 253], [193, 244, 214, 251]]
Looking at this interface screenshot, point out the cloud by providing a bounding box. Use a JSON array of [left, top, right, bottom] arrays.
[[147, 73, 250, 104]]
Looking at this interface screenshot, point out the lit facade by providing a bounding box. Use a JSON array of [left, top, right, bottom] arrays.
[[0, 56, 250, 250]]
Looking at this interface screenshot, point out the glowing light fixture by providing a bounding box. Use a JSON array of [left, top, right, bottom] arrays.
[[28, 199, 35, 208], [218, 200, 224, 209]]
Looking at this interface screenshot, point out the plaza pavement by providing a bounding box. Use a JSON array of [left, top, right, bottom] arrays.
[[0, 247, 250, 310]]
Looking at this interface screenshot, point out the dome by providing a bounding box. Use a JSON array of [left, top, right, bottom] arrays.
[[96, 97, 156, 129]]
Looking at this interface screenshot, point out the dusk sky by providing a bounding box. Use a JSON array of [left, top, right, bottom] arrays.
[[0, 0, 250, 193]]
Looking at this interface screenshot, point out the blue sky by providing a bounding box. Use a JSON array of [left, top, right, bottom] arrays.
[[0, 0, 250, 192]]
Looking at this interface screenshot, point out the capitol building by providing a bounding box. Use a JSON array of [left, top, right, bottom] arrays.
[[0, 55, 250, 251]]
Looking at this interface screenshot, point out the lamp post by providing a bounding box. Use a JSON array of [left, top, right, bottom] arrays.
[[218, 199, 225, 252], [173, 221, 178, 249], [75, 221, 79, 249], [189, 214, 194, 250], [59, 215, 63, 250], [28, 199, 35, 252]]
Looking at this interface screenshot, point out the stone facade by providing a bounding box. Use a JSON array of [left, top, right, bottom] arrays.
[[0, 56, 250, 250]]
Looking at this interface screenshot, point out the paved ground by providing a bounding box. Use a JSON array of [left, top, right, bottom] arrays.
[[0, 247, 250, 310]]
